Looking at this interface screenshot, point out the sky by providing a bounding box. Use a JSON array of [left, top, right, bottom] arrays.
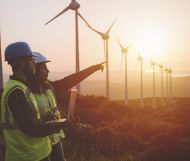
[[1, 0, 190, 76]]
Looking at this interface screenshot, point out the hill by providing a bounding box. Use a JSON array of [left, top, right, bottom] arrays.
[[0, 72, 190, 161], [0, 95, 190, 161], [2, 72, 190, 98], [60, 96, 190, 161]]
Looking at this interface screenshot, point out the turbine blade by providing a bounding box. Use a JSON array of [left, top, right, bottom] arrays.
[[77, 11, 91, 27], [45, 6, 70, 25], [106, 19, 117, 35], [127, 43, 133, 48], [158, 64, 161, 68], [86, 24, 103, 36], [115, 36, 124, 50]]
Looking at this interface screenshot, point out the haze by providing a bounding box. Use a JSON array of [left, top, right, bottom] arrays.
[[1, 0, 190, 75]]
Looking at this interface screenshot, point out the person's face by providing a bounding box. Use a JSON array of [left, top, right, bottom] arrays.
[[36, 63, 49, 82], [23, 57, 36, 76]]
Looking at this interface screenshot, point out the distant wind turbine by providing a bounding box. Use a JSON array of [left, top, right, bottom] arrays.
[[45, 0, 87, 94], [116, 37, 131, 105], [137, 52, 144, 107], [85, 19, 117, 98], [165, 68, 169, 102], [0, 29, 3, 89], [151, 59, 157, 109], [168, 68, 173, 102], [158, 64, 165, 105]]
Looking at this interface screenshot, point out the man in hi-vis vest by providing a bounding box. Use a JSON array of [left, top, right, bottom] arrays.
[[1, 42, 67, 161]]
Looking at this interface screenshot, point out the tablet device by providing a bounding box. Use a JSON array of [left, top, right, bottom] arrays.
[[46, 118, 66, 123], [67, 89, 77, 120], [44, 118, 66, 126]]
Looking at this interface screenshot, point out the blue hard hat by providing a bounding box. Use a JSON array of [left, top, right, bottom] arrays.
[[5, 42, 37, 61], [33, 52, 51, 64]]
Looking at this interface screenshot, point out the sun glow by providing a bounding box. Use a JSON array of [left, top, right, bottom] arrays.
[[136, 28, 168, 60]]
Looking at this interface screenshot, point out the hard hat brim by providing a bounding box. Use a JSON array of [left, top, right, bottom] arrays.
[[31, 52, 38, 57]]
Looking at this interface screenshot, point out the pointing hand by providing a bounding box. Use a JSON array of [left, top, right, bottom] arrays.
[[94, 61, 106, 72]]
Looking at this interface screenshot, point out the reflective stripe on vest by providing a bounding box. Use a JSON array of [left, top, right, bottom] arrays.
[[45, 89, 65, 144], [34, 87, 65, 145], [2, 86, 36, 129]]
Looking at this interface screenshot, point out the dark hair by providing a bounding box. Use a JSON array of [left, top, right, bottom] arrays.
[[28, 75, 52, 94], [35, 63, 42, 80], [27, 74, 42, 94]]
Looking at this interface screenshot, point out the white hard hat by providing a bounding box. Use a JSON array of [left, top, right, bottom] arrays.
[[33, 52, 51, 64]]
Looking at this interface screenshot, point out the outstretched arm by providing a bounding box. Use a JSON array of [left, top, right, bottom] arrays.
[[51, 63, 104, 92]]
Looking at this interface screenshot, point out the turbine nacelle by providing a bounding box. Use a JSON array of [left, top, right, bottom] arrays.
[[151, 60, 156, 67], [45, 0, 81, 25], [116, 37, 130, 54], [121, 48, 128, 54], [165, 68, 169, 72], [69, 0, 80, 10], [86, 19, 116, 41], [158, 64, 163, 69], [168, 69, 172, 73], [101, 34, 110, 40]]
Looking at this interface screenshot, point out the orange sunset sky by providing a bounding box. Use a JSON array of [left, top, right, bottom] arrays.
[[1, 0, 190, 76]]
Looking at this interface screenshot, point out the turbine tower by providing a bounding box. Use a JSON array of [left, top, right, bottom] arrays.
[[116, 38, 131, 105], [85, 20, 117, 98], [137, 53, 144, 107], [158, 64, 164, 105], [45, 0, 85, 94], [165, 68, 169, 102], [168, 68, 173, 102], [151, 59, 157, 109], [0, 30, 3, 89]]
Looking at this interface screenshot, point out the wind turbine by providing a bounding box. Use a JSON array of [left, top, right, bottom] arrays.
[[151, 59, 157, 109], [45, 0, 86, 94], [137, 52, 144, 107], [116, 37, 131, 105], [158, 64, 164, 105], [168, 68, 173, 102], [85, 19, 117, 99], [165, 67, 169, 102], [0, 30, 3, 90]]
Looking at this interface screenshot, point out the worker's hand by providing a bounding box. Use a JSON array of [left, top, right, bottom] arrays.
[[64, 119, 77, 135], [41, 111, 55, 122], [93, 61, 106, 72], [63, 119, 74, 129]]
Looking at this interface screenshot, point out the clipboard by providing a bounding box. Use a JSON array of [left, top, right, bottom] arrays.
[[46, 119, 66, 123], [44, 118, 66, 125]]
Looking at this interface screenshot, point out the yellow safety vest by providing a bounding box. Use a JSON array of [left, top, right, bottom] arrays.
[[1, 80, 51, 161], [34, 87, 65, 145]]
